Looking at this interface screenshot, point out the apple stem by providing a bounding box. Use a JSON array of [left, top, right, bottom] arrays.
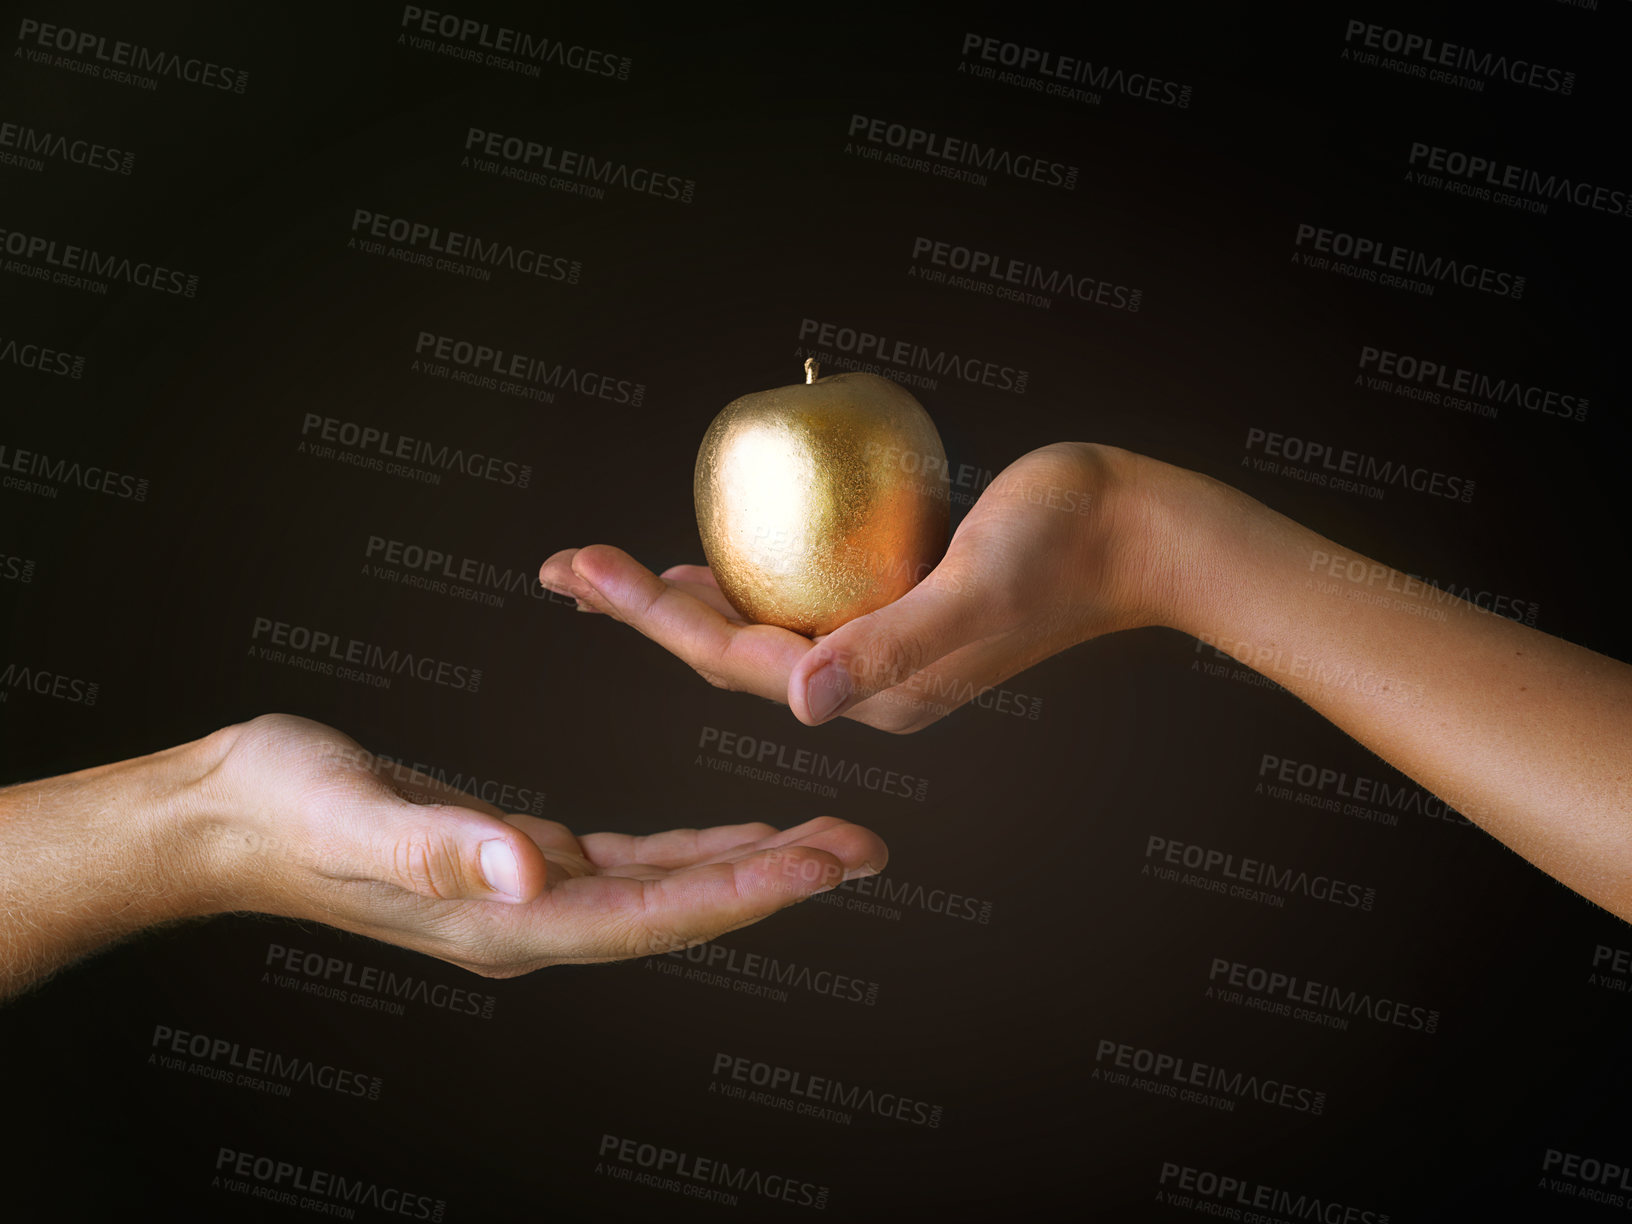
[[804, 358, 819, 384]]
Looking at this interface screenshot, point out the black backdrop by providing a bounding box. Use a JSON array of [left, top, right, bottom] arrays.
[[2, 2, 1628, 1220]]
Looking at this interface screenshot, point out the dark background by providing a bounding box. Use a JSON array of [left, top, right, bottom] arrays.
[[2, 2, 1628, 1219]]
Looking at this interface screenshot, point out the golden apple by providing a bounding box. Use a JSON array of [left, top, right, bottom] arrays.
[[694, 360, 950, 637]]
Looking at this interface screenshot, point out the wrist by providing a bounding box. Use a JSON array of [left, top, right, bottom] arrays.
[[137, 724, 245, 920], [1099, 448, 1257, 639], [0, 724, 242, 986]]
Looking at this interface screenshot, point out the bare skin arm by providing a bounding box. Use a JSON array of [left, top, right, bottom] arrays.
[[542, 442, 1632, 921], [0, 737, 214, 995], [1155, 461, 1632, 918]]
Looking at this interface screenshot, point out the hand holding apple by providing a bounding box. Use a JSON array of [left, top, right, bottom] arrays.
[[541, 441, 1162, 732]]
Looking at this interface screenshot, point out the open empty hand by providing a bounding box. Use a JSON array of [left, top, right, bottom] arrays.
[[0, 713, 887, 997], [189, 715, 887, 976]]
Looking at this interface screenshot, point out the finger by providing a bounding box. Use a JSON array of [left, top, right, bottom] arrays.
[[325, 794, 551, 906], [545, 546, 663, 623], [571, 544, 812, 699], [539, 548, 589, 599], [786, 564, 1001, 726], [371, 763, 608, 875], [557, 842, 876, 962], [578, 821, 780, 870], [567, 578, 721, 620], [665, 578, 743, 621], [658, 564, 719, 589], [845, 627, 1050, 732], [584, 815, 889, 877], [694, 814, 889, 873], [656, 566, 741, 620], [503, 812, 592, 860]]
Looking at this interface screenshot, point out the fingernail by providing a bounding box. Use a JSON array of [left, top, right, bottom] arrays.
[[806, 663, 850, 722], [844, 861, 882, 882], [479, 839, 522, 900]]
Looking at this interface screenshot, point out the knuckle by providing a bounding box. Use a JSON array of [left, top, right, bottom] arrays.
[[386, 828, 467, 900], [452, 949, 501, 976], [694, 665, 739, 692], [616, 896, 702, 960], [879, 704, 934, 734], [624, 922, 690, 960], [769, 849, 842, 890], [858, 631, 918, 691], [874, 705, 926, 734], [465, 958, 524, 980], [861, 686, 938, 734]]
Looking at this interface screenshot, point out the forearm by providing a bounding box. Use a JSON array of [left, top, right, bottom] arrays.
[[1146, 460, 1632, 918], [0, 731, 228, 999]]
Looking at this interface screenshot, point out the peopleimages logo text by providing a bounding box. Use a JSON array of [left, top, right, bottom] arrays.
[[1259, 750, 1474, 823], [251, 617, 481, 692], [798, 318, 1028, 394], [399, 5, 630, 80], [1358, 345, 1586, 423], [0, 662, 98, 705], [0, 119, 133, 173], [698, 725, 928, 802], [910, 237, 1141, 311], [299, 413, 531, 487], [1245, 428, 1475, 503], [1145, 834, 1376, 910], [1294, 222, 1522, 298], [1158, 1163, 1387, 1222], [0, 441, 149, 499], [1208, 957, 1441, 1032], [214, 1147, 444, 1219], [1096, 1039, 1327, 1114], [151, 1023, 383, 1099], [847, 114, 1077, 189], [713, 1053, 944, 1127], [464, 127, 692, 203], [1408, 143, 1628, 219], [598, 1136, 828, 1210], [414, 332, 644, 404], [0, 335, 84, 378], [0, 224, 198, 295], [264, 942, 495, 1018], [14, 18, 248, 92], [1343, 19, 1575, 94], [960, 33, 1193, 107], [351, 209, 579, 282]]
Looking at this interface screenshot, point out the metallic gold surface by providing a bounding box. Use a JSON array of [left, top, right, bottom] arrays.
[[694, 370, 951, 637]]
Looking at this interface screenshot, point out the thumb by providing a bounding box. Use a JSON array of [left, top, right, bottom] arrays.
[[788, 567, 990, 726], [360, 800, 549, 904]]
